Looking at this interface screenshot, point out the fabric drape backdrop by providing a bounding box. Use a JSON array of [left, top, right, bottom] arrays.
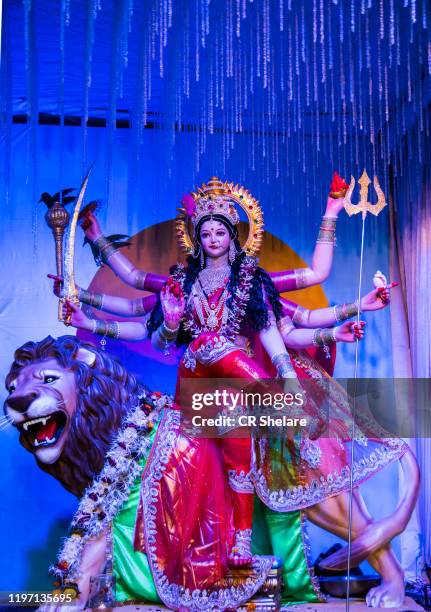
[[389, 120, 431, 577], [1, 0, 429, 594], [0, 123, 401, 590]]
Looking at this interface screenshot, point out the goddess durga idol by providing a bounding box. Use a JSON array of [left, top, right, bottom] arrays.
[[53, 175, 413, 609]]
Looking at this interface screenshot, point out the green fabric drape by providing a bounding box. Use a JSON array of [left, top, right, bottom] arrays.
[[113, 424, 161, 604], [252, 498, 320, 604], [113, 423, 319, 605]]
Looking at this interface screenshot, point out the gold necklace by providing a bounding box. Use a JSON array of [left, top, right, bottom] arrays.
[[198, 265, 231, 295], [194, 281, 229, 331]]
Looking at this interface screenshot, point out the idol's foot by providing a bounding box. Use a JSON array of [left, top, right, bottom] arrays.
[[228, 529, 253, 567], [228, 549, 253, 567], [365, 573, 405, 608]]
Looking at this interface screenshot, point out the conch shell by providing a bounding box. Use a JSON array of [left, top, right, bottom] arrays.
[[373, 270, 387, 288]]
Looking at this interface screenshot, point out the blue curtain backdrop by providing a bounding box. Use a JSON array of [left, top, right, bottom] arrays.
[[0, 122, 396, 591], [1, 0, 429, 592]]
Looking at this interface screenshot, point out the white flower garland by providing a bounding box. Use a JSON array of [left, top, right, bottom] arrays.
[[50, 392, 172, 585], [177, 256, 258, 341]]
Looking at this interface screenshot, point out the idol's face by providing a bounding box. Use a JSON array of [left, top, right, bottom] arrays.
[[199, 220, 231, 259]]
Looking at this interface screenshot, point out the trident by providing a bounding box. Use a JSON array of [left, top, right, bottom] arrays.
[[344, 170, 387, 610], [344, 170, 387, 220]]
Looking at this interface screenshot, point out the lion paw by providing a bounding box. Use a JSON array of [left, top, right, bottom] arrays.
[[365, 581, 405, 608]]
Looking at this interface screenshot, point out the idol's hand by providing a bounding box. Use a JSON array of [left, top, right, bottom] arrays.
[[324, 195, 345, 219], [79, 210, 102, 241], [48, 274, 82, 301], [334, 321, 366, 343], [361, 282, 398, 311], [325, 172, 349, 218], [160, 281, 185, 330], [63, 299, 91, 330], [48, 273, 64, 298]]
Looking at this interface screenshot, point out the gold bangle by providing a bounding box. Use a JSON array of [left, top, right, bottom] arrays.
[[160, 321, 179, 340], [320, 328, 336, 345], [92, 320, 119, 339], [154, 325, 176, 355], [292, 305, 308, 325], [312, 329, 323, 347], [334, 300, 359, 322], [93, 320, 104, 335], [320, 216, 337, 231], [279, 316, 295, 336], [312, 328, 336, 347], [132, 298, 147, 316], [79, 289, 104, 309], [317, 229, 336, 244], [106, 322, 119, 339], [135, 271, 147, 290], [317, 216, 337, 244], [94, 236, 118, 262], [295, 268, 312, 289], [271, 352, 296, 378]]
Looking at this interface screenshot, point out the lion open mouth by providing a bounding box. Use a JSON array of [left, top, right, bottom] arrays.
[[20, 411, 67, 447]]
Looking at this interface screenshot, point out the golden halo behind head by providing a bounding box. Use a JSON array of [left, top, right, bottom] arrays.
[[176, 177, 264, 256]]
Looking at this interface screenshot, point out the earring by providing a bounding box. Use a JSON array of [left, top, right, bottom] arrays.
[[200, 246, 205, 268], [229, 242, 237, 264]]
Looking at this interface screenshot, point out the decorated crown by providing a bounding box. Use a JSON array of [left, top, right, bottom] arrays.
[[176, 177, 264, 256], [190, 194, 240, 228]]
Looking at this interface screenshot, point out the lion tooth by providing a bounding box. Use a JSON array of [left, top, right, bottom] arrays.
[[23, 415, 51, 430], [34, 436, 55, 447]]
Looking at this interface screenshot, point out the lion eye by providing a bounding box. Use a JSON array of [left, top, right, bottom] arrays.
[[44, 375, 59, 384]]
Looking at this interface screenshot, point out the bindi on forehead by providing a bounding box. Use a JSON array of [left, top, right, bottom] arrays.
[[200, 221, 226, 233]]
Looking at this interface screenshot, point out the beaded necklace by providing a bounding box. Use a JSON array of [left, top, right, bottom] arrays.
[[193, 281, 229, 331], [198, 264, 230, 295], [173, 256, 257, 342]]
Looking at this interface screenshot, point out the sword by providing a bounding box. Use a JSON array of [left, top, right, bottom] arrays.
[[60, 167, 92, 324]]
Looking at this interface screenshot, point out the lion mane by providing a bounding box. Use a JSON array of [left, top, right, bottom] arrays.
[[6, 335, 146, 498]]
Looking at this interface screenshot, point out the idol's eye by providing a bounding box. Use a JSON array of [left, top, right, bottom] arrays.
[[43, 375, 59, 384], [8, 384, 16, 394]]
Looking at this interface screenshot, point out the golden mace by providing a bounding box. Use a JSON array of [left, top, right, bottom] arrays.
[[44, 201, 71, 321]]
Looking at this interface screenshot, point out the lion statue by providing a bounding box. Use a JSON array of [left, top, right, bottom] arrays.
[[4, 334, 148, 498], [4, 335, 421, 610]]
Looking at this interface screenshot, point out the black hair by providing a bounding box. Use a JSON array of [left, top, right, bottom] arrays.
[[147, 216, 282, 345]]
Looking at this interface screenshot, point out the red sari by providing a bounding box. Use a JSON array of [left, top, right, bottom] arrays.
[[136, 281, 407, 610]]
